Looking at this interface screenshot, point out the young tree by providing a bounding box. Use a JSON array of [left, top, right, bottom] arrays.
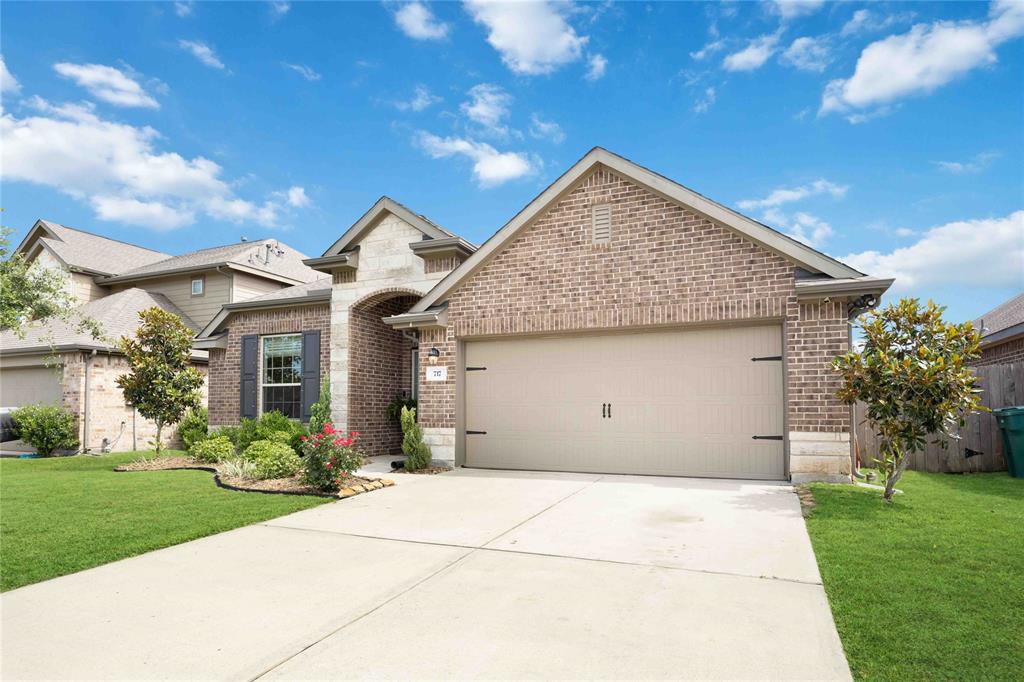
[[0, 225, 77, 336], [308, 377, 331, 434], [117, 307, 204, 456], [833, 298, 984, 502]]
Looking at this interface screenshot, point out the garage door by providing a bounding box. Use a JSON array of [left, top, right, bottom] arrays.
[[464, 325, 784, 479], [0, 366, 63, 408]]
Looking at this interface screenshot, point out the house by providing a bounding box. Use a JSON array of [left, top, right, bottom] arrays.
[[972, 293, 1024, 366], [197, 149, 893, 483], [0, 220, 321, 451]]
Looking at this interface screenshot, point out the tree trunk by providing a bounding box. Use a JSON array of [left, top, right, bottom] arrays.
[[154, 421, 163, 457], [883, 446, 911, 502]]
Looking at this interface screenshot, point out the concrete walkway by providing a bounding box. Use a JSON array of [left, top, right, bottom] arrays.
[[1, 468, 850, 681]]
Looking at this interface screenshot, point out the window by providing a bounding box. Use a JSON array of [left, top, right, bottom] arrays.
[[191, 277, 205, 296], [262, 334, 302, 418]]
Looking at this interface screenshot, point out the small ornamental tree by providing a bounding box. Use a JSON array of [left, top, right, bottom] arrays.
[[308, 377, 332, 435], [400, 405, 431, 471], [117, 307, 204, 457], [833, 298, 984, 502]]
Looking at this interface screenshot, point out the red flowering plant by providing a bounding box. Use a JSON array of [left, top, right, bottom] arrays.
[[299, 423, 364, 492]]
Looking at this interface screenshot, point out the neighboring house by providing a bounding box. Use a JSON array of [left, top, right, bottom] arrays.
[[0, 220, 321, 451], [973, 293, 1024, 366], [197, 148, 893, 483]]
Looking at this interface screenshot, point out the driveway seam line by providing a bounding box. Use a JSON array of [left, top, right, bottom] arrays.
[[248, 547, 475, 682], [259, 522, 822, 586], [478, 474, 606, 547]]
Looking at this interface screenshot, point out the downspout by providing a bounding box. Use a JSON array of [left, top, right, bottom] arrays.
[[82, 350, 97, 453], [847, 294, 880, 480]]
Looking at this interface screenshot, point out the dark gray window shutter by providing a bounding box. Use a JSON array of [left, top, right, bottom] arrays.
[[240, 334, 258, 419], [300, 330, 321, 423]]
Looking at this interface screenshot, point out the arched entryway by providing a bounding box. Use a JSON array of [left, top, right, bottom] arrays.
[[347, 289, 422, 458]]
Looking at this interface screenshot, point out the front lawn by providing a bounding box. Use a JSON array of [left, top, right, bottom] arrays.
[[0, 452, 330, 592], [806, 471, 1023, 681]]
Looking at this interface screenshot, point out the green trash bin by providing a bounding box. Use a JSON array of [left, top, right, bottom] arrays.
[[993, 406, 1024, 479]]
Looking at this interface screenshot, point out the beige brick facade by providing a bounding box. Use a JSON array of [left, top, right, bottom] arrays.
[[207, 304, 330, 426], [417, 168, 853, 478]]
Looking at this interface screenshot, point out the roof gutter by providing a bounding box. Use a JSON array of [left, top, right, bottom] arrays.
[[0, 343, 209, 363], [382, 306, 448, 330], [95, 262, 307, 287], [980, 321, 1024, 348], [794, 276, 895, 300], [302, 250, 358, 274]]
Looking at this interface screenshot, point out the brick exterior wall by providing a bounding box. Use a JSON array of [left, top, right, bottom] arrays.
[[419, 167, 851, 478], [974, 336, 1024, 366], [348, 295, 417, 457], [61, 351, 208, 451], [207, 304, 330, 426]]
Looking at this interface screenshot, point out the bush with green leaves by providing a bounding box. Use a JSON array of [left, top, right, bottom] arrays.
[[190, 436, 235, 464], [308, 377, 331, 435], [10, 404, 78, 456], [210, 425, 240, 448], [178, 406, 208, 451], [241, 439, 302, 480], [400, 406, 431, 471], [300, 423, 363, 491], [218, 457, 258, 480], [234, 411, 306, 453], [387, 394, 416, 425]]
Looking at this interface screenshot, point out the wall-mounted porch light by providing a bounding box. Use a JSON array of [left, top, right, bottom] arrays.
[[428, 347, 440, 365]]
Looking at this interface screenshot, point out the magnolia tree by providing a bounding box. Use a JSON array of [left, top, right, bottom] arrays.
[[833, 298, 984, 502], [117, 307, 204, 456]]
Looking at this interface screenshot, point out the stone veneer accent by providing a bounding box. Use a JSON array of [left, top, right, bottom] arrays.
[[61, 351, 208, 451], [974, 337, 1024, 367], [207, 304, 330, 426], [418, 167, 853, 480]]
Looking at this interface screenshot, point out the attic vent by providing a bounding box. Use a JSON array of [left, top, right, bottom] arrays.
[[591, 204, 612, 244]]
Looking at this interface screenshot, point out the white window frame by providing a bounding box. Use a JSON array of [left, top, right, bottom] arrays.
[[190, 277, 205, 296], [410, 347, 420, 400], [259, 333, 302, 418]]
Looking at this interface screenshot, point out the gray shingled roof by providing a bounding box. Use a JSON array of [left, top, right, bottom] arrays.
[[35, 221, 171, 276], [975, 293, 1024, 338], [0, 288, 200, 354], [99, 239, 321, 284]]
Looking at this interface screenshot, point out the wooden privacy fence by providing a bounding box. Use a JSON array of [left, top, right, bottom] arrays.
[[854, 362, 1023, 473]]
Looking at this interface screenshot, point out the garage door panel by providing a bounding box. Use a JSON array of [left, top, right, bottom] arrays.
[[465, 325, 784, 480], [0, 366, 63, 408]]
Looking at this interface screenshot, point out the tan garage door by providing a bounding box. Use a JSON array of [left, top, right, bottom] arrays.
[[464, 325, 784, 479], [0, 366, 63, 408]]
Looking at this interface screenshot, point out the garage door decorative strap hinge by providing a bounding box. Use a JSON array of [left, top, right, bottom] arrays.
[[466, 366, 487, 371], [752, 435, 784, 440], [750, 355, 782, 362], [466, 430, 487, 435]]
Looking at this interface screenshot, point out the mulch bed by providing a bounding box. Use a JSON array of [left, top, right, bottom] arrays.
[[115, 457, 390, 498]]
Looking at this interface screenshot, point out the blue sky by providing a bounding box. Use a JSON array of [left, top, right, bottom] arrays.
[[1, 0, 1022, 324]]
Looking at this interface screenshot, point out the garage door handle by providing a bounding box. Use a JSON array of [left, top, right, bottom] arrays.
[[602, 403, 607, 418], [466, 430, 487, 435], [752, 435, 783, 440], [607, 403, 612, 418]]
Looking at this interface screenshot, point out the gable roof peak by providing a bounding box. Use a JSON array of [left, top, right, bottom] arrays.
[[321, 196, 457, 257]]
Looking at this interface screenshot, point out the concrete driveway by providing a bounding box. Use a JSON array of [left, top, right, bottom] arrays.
[[1, 468, 849, 681]]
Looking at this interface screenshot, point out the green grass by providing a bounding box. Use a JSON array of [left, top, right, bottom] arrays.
[[806, 471, 1023, 681], [0, 452, 330, 592]]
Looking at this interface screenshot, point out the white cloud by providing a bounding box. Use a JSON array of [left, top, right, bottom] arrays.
[[178, 39, 227, 71], [394, 2, 450, 40], [270, 2, 290, 19], [840, 9, 914, 37], [894, 227, 917, 237], [585, 53, 607, 81], [783, 211, 833, 247], [723, 32, 781, 72], [414, 132, 537, 187], [1, 55, 21, 94], [282, 63, 321, 81], [1, 97, 296, 230], [690, 39, 725, 61], [53, 63, 159, 108], [174, 1, 194, 17], [460, 83, 513, 137], [934, 151, 1000, 174], [395, 84, 441, 112], [738, 178, 848, 210], [91, 196, 194, 231], [286, 186, 310, 208], [781, 36, 830, 72], [465, 0, 587, 75], [841, 211, 1024, 291], [529, 113, 565, 143], [771, 0, 825, 21], [821, 0, 1024, 117], [693, 86, 716, 114]]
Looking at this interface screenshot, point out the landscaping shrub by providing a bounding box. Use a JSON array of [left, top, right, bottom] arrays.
[[386, 394, 416, 426], [218, 457, 258, 480], [400, 406, 431, 471], [241, 440, 302, 480], [210, 425, 241, 449], [300, 424, 363, 492], [10, 404, 78, 456], [235, 412, 306, 454], [308, 377, 331, 435], [190, 436, 235, 464], [268, 430, 293, 445], [178, 406, 208, 451]]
